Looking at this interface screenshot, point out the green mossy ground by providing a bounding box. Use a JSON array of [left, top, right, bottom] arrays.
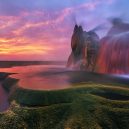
[[0, 83, 129, 129]]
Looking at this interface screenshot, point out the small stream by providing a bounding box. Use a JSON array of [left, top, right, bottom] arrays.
[[0, 82, 9, 112]]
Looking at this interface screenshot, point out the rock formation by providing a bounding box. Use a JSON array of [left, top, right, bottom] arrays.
[[97, 18, 129, 74], [67, 25, 100, 71]]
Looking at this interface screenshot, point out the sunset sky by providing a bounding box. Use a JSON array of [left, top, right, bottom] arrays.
[[0, 0, 128, 61]]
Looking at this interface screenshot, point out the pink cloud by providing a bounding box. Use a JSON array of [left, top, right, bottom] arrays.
[[0, 0, 117, 60]]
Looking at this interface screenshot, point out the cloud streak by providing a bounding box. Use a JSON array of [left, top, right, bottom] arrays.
[[0, 0, 128, 60]]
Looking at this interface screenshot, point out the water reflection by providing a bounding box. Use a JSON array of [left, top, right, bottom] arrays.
[[0, 65, 71, 90], [0, 82, 9, 111], [114, 74, 129, 79]]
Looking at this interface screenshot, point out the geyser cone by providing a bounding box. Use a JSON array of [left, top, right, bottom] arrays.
[[67, 24, 100, 71], [97, 19, 129, 74]]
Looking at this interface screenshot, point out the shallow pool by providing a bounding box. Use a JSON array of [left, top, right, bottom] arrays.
[[0, 65, 71, 90]]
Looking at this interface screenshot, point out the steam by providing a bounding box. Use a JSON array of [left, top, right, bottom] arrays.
[[69, 0, 129, 38], [90, 23, 107, 32], [96, 16, 129, 74], [108, 17, 123, 25], [71, 14, 77, 26]]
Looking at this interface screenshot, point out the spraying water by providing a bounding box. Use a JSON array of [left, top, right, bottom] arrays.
[[97, 18, 129, 74]]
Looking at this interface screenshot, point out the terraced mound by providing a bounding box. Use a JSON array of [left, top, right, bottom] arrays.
[[0, 83, 129, 129]]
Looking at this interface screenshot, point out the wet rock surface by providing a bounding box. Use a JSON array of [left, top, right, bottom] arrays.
[[67, 25, 100, 71]]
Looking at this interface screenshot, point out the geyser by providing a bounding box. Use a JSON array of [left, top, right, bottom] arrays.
[[97, 18, 129, 74], [67, 25, 100, 71]]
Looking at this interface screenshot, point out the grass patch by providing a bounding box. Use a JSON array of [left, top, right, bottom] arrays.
[[0, 83, 129, 129]]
